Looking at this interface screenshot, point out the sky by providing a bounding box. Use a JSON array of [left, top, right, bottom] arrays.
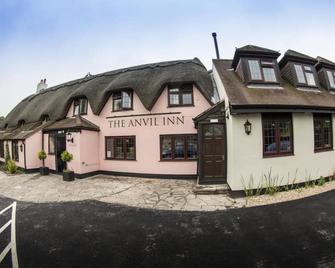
[[1, 0, 335, 116]]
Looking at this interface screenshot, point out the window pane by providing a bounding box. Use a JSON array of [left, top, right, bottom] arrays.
[[73, 101, 79, 115], [304, 66, 312, 71], [182, 92, 192, 105], [106, 138, 114, 159], [279, 120, 291, 153], [187, 136, 197, 159], [125, 137, 135, 159], [248, 60, 262, 80], [79, 99, 87, 114], [174, 137, 185, 159], [263, 119, 277, 154], [49, 135, 55, 154], [314, 114, 332, 150], [324, 119, 332, 148], [169, 88, 179, 93], [0, 141, 4, 158], [327, 71, 335, 88], [262, 67, 277, 82], [113, 94, 122, 111], [305, 72, 316, 86], [114, 138, 124, 159], [122, 91, 132, 109], [169, 94, 179, 105], [294, 65, 306, 84], [161, 137, 172, 159]]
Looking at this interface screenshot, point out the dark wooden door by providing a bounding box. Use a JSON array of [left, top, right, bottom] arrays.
[[201, 124, 226, 182], [55, 136, 66, 172]]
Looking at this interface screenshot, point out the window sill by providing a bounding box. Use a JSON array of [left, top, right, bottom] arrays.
[[111, 109, 134, 113], [167, 104, 194, 108], [159, 159, 197, 162], [104, 158, 136, 161], [314, 148, 333, 153], [263, 153, 294, 159]]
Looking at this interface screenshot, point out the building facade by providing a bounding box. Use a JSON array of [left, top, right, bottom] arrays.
[[2, 46, 335, 191]]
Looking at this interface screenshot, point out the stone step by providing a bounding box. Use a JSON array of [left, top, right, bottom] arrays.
[[193, 183, 230, 194]]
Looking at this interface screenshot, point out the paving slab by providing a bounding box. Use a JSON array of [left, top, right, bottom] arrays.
[[0, 172, 245, 211]]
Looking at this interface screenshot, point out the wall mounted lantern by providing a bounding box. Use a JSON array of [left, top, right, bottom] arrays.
[[66, 132, 74, 143], [244, 120, 252, 135], [19, 143, 24, 152]]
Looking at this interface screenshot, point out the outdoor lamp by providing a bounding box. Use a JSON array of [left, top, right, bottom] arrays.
[[244, 120, 252, 135], [19, 143, 23, 152], [66, 132, 74, 143]]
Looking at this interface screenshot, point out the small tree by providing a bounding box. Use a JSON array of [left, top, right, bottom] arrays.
[[61, 151, 73, 172], [5, 142, 10, 165], [38, 150, 47, 167]]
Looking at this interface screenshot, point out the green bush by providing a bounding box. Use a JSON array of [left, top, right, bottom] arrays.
[[38, 150, 47, 161], [7, 160, 17, 174], [61, 151, 73, 163], [317, 176, 326, 186]]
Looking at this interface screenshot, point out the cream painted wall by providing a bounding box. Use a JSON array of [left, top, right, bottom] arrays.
[[213, 64, 335, 190], [228, 113, 335, 190]]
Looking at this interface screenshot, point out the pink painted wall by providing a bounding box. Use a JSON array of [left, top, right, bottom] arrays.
[[25, 131, 43, 169], [63, 85, 212, 175], [43, 133, 56, 170]]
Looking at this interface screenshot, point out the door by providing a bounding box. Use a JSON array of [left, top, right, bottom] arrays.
[[200, 123, 226, 183], [55, 135, 66, 172]]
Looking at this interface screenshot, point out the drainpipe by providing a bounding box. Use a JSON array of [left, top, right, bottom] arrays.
[[23, 140, 27, 170]]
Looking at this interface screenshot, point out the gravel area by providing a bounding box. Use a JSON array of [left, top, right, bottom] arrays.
[[246, 179, 335, 207]]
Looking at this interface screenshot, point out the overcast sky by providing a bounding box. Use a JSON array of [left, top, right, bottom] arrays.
[[1, 0, 335, 116]]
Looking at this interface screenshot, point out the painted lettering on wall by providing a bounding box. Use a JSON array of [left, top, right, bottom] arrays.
[[108, 116, 185, 128]]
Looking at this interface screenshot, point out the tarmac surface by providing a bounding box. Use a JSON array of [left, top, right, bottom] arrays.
[[1, 190, 335, 267]]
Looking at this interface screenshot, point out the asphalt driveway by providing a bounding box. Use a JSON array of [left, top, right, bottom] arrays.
[[1, 190, 335, 268]]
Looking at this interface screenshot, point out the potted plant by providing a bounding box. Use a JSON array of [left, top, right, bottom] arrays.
[[38, 150, 49, 175], [61, 150, 74, 181]]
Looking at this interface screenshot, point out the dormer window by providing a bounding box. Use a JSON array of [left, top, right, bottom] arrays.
[[73, 98, 88, 116], [294, 64, 316, 86], [247, 59, 278, 83], [113, 90, 133, 112], [326, 70, 335, 89], [168, 84, 193, 106]]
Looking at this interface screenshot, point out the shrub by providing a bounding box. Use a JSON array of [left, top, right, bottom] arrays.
[[38, 150, 47, 161], [61, 151, 73, 163], [7, 160, 17, 174], [317, 176, 326, 186]]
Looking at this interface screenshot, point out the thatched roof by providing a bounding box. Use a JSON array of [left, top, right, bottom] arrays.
[[1, 58, 213, 129]]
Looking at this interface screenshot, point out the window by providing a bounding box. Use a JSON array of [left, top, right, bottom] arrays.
[[48, 134, 55, 154], [0, 141, 4, 158], [160, 134, 197, 160], [12, 141, 19, 162], [248, 60, 262, 80], [247, 59, 278, 83], [294, 64, 316, 86], [314, 114, 333, 152], [262, 114, 293, 157], [168, 84, 193, 106], [113, 91, 133, 111], [327, 71, 335, 89], [105, 136, 136, 160], [73, 98, 88, 115]]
